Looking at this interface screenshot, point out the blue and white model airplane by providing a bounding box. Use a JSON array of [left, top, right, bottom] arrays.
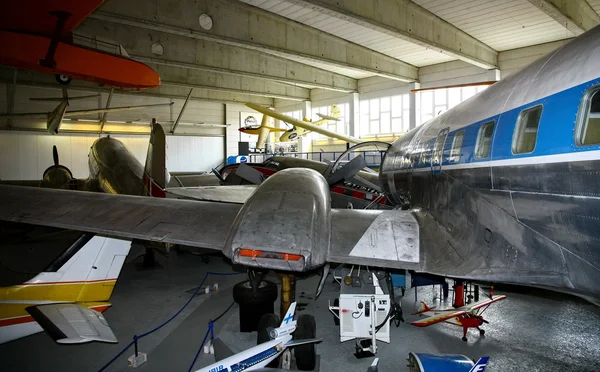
[[196, 303, 321, 372], [406, 353, 489, 372]]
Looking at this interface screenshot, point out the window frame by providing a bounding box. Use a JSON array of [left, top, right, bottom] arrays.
[[449, 130, 465, 163], [575, 85, 600, 147], [474, 120, 496, 159], [511, 104, 543, 155]]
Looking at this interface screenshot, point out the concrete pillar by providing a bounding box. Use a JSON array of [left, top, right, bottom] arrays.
[[348, 92, 359, 138], [487, 69, 501, 82], [409, 82, 420, 130], [299, 101, 312, 153]]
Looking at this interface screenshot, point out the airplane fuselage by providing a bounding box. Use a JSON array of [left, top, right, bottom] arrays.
[[380, 26, 600, 303], [87, 137, 146, 196], [197, 336, 291, 372]]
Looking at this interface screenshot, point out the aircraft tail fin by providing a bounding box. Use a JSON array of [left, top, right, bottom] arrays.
[[412, 301, 436, 315], [47, 99, 69, 135], [280, 302, 297, 327], [143, 118, 170, 197], [468, 357, 489, 372]]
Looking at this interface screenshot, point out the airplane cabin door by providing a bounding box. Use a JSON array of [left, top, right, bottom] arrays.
[[431, 128, 449, 175]]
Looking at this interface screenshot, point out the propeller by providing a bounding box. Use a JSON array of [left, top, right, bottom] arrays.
[[42, 145, 74, 189], [53, 145, 59, 166]]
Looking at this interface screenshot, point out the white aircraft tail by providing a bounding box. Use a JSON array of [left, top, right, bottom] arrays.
[[280, 302, 297, 327], [468, 357, 489, 372], [144, 118, 170, 197], [0, 235, 132, 344]]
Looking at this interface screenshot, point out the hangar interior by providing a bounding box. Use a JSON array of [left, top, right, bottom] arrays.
[[1, 0, 600, 371]]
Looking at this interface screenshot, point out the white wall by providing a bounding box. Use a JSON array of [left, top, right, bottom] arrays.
[[0, 131, 224, 180]]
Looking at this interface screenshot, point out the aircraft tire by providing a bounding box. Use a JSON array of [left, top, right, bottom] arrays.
[[232, 280, 278, 305], [56, 74, 72, 85], [294, 314, 317, 370]]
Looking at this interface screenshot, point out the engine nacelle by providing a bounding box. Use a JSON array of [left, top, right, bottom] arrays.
[[223, 168, 331, 272], [269, 324, 296, 339]]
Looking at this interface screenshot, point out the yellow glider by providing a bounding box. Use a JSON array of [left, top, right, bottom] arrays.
[[245, 103, 362, 144]]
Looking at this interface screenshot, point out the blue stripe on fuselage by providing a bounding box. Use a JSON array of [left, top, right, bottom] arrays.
[[401, 78, 600, 171]]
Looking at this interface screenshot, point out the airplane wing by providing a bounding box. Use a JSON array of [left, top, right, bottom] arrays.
[[467, 295, 507, 311], [0, 185, 421, 272], [246, 103, 362, 144], [0, 185, 241, 250], [410, 310, 468, 327], [0, 1, 103, 38], [26, 303, 117, 344], [166, 185, 257, 204], [0, 102, 173, 119]]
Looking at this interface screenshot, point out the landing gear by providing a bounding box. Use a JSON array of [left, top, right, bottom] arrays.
[[479, 328, 485, 336], [55, 74, 71, 85], [279, 273, 296, 320], [232, 278, 278, 332], [462, 336, 468, 342], [257, 313, 281, 367]]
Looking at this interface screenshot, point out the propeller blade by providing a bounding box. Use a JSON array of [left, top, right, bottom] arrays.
[[482, 319, 489, 324], [53, 145, 59, 166]]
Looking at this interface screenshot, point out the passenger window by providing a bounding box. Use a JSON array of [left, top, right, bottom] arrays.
[[449, 131, 465, 162], [579, 87, 600, 145], [475, 121, 495, 159], [513, 105, 542, 154]]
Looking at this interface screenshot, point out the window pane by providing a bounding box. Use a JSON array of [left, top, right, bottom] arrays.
[[513, 105, 542, 154], [360, 100, 369, 115], [462, 86, 476, 101], [392, 118, 402, 133], [392, 95, 402, 117], [403, 110, 410, 131], [475, 121, 495, 159], [421, 91, 433, 114], [370, 99, 380, 119], [403, 94, 409, 109], [450, 131, 465, 162], [448, 87, 461, 108], [381, 112, 391, 133], [370, 120, 380, 134], [381, 97, 391, 112], [582, 89, 600, 145], [435, 89, 447, 105]]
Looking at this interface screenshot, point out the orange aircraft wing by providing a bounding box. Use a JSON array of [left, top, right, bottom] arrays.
[[468, 295, 507, 311], [0, 0, 103, 37]]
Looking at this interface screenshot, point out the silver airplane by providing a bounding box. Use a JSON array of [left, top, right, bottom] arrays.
[[1, 24, 600, 305]]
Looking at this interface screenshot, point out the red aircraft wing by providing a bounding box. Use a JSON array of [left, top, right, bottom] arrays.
[[0, 0, 103, 37], [410, 309, 467, 327]]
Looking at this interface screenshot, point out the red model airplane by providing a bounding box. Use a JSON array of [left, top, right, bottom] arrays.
[[411, 295, 507, 341], [0, 0, 160, 89]]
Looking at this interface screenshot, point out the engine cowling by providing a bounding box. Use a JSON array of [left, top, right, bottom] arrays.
[[223, 168, 330, 272]]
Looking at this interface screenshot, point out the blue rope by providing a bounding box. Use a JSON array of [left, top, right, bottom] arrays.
[[187, 300, 236, 372], [97, 271, 242, 372]]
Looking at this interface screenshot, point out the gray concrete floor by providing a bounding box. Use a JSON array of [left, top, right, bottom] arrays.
[[1, 250, 599, 372]]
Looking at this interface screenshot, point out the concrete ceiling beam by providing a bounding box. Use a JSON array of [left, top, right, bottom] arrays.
[[275, 0, 498, 69], [89, 0, 418, 81], [76, 18, 358, 93], [527, 0, 600, 36]]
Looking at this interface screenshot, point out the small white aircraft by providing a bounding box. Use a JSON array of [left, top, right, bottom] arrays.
[[196, 302, 321, 372]]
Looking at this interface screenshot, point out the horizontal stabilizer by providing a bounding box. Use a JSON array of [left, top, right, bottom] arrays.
[[212, 338, 235, 362], [166, 185, 257, 204], [284, 337, 322, 348], [26, 303, 117, 344], [316, 113, 340, 121]]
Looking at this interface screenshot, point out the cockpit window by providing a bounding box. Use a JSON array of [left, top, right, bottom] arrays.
[[578, 86, 600, 146], [475, 121, 495, 159]]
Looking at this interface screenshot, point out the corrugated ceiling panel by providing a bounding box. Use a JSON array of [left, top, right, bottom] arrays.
[[241, 0, 452, 67], [412, 0, 575, 51]]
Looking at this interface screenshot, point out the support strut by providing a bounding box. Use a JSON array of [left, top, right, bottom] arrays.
[[279, 273, 296, 320], [40, 11, 71, 68]]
